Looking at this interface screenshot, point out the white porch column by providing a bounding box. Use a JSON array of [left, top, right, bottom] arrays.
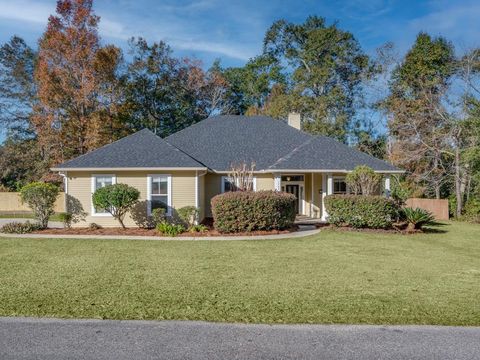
[[274, 174, 281, 191], [384, 175, 391, 198], [321, 173, 333, 221]]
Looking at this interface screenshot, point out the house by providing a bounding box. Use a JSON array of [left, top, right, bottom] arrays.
[[52, 114, 402, 227]]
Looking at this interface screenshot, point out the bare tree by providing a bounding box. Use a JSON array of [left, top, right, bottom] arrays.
[[227, 161, 256, 191]]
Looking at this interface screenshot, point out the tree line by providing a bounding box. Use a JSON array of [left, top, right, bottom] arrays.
[[0, 0, 479, 218]]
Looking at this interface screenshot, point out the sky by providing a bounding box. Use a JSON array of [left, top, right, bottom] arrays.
[[0, 0, 479, 141]]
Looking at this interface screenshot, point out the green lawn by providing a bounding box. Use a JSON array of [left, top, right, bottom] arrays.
[[0, 222, 479, 325], [0, 212, 63, 221]]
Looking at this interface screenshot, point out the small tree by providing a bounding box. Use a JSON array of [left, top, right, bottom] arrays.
[[92, 184, 140, 229], [20, 182, 60, 229], [345, 166, 382, 196], [177, 206, 199, 228], [228, 161, 255, 191]]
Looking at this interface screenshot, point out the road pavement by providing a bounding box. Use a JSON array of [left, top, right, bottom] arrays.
[[0, 317, 479, 359]]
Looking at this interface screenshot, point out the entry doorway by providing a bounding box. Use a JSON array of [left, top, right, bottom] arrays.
[[285, 184, 300, 214], [281, 174, 305, 215]]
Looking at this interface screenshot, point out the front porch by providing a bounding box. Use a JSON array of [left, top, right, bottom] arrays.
[[294, 215, 327, 225], [273, 172, 392, 220]]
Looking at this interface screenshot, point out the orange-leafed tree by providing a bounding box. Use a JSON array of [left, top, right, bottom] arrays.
[[33, 0, 127, 165]]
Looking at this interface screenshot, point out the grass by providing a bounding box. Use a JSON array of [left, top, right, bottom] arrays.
[[0, 212, 63, 221], [0, 221, 479, 325]]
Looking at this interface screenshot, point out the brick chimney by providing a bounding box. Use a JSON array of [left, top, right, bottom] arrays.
[[288, 112, 301, 130]]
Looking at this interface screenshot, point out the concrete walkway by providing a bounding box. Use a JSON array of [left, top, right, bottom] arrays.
[[0, 226, 320, 241], [0, 317, 479, 360]]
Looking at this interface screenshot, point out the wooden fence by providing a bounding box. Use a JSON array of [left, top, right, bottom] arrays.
[[405, 198, 449, 220], [0, 192, 65, 213]]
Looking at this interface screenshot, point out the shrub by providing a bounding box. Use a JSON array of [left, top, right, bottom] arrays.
[[448, 194, 458, 218], [345, 166, 382, 196], [391, 180, 411, 207], [189, 224, 208, 233], [88, 223, 102, 230], [177, 206, 199, 227], [0, 221, 41, 234], [151, 207, 167, 226], [92, 183, 140, 229], [58, 212, 73, 229], [463, 198, 480, 223], [20, 182, 60, 229], [156, 221, 185, 237], [324, 195, 398, 229], [402, 207, 436, 231], [211, 190, 296, 233]]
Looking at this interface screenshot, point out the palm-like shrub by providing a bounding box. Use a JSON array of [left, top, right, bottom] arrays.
[[402, 207, 435, 231]]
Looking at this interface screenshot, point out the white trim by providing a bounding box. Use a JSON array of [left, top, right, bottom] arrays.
[[52, 167, 207, 171], [321, 175, 327, 221], [221, 176, 257, 192], [311, 173, 314, 217], [59, 172, 68, 212], [384, 175, 391, 197], [321, 173, 333, 221], [254, 169, 405, 174], [327, 173, 333, 195], [147, 174, 172, 216], [274, 174, 281, 191], [194, 171, 199, 225], [195, 171, 199, 208], [91, 174, 116, 216]]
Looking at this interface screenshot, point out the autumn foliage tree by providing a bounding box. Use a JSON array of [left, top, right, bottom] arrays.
[[33, 0, 127, 165]]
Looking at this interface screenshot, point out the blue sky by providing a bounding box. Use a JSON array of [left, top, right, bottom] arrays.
[[0, 0, 479, 142], [1, 0, 479, 67]]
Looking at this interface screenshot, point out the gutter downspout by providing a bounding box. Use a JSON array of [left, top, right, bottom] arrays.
[[58, 172, 68, 213], [195, 170, 208, 224]]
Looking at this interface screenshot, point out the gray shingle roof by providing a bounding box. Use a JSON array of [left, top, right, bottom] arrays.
[[165, 115, 312, 171], [165, 115, 400, 172], [53, 129, 205, 169], [268, 136, 399, 172], [54, 115, 400, 172]]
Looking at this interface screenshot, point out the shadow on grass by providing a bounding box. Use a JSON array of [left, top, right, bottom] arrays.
[[423, 222, 449, 234]]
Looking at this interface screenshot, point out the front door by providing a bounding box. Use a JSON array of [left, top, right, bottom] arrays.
[[285, 184, 300, 214]]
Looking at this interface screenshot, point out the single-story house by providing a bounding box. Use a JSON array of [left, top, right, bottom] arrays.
[[52, 114, 402, 227]]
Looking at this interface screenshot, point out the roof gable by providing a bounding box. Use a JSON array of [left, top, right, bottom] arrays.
[[54, 129, 205, 170]]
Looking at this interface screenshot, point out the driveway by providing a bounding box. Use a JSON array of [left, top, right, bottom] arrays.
[[0, 317, 479, 360], [0, 218, 63, 228]]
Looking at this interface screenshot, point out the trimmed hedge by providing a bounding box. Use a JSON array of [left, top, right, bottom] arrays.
[[211, 191, 296, 233], [324, 195, 398, 229]]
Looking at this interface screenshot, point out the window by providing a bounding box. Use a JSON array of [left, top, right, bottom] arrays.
[[91, 175, 116, 216], [333, 178, 347, 194], [221, 176, 256, 193], [147, 175, 171, 216]]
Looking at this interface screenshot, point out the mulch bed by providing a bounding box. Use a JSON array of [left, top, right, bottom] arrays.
[[324, 223, 424, 234], [33, 226, 298, 237]]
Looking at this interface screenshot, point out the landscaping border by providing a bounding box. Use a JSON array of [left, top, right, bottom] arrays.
[[0, 228, 320, 241]]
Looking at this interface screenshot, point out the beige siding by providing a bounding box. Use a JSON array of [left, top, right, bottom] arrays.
[[255, 174, 275, 190], [204, 173, 222, 217], [66, 170, 196, 228]]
